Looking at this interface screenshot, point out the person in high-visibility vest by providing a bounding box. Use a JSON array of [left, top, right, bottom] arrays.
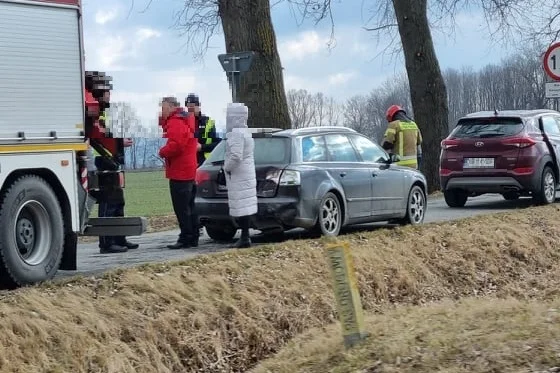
[[382, 105, 423, 169], [185, 93, 221, 167]]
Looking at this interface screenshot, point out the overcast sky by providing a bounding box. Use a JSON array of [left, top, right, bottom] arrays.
[[82, 0, 514, 132]]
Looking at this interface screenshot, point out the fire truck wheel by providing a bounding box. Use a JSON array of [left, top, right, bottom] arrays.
[[0, 175, 64, 288]]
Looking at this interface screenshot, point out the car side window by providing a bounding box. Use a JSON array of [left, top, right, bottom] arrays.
[[542, 116, 560, 135], [348, 134, 389, 163], [301, 135, 328, 162], [324, 134, 359, 162], [554, 116, 560, 131]]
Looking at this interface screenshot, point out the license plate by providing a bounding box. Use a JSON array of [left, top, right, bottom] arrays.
[[463, 157, 495, 168], [217, 184, 227, 191]]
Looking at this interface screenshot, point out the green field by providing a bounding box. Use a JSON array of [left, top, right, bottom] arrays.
[[91, 170, 173, 217]]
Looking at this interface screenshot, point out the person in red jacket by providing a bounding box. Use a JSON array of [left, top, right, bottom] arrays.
[[158, 96, 199, 249]]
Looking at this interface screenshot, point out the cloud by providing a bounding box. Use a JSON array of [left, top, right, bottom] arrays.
[[94, 8, 118, 25], [84, 26, 163, 71], [136, 28, 162, 42], [279, 31, 330, 61], [327, 71, 357, 85]]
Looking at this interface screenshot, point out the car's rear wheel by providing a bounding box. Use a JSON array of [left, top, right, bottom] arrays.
[[205, 223, 237, 242], [400, 185, 426, 225], [316, 192, 342, 237], [502, 191, 520, 201], [533, 166, 556, 205], [444, 189, 468, 208]]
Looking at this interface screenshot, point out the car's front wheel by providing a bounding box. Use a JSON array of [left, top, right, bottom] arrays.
[[533, 165, 556, 205], [205, 223, 237, 242], [315, 192, 342, 237], [444, 189, 468, 208]]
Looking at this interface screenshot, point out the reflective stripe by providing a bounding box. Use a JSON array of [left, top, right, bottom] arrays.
[[397, 158, 418, 168], [399, 122, 418, 131], [398, 131, 404, 157], [400, 155, 417, 161], [385, 128, 396, 135], [203, 118, 215, 159]]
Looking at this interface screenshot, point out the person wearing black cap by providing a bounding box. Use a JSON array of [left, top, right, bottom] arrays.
[[185, 93, 221, 167]]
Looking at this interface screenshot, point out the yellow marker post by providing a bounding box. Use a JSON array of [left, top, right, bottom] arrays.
[[324, 241, 368, 349]]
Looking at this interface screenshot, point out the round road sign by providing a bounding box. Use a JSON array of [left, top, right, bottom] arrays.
[[544, 42, 560, 81]]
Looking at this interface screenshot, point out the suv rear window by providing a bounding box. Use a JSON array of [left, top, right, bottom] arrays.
[[204, 136, 291, 165], [451, 117, 524, 139]]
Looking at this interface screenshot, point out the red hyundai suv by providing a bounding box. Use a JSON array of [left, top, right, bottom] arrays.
[[439, 110, 560, 207]]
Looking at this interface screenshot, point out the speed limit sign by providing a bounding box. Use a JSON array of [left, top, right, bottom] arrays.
[[544, 42, 560, 81]]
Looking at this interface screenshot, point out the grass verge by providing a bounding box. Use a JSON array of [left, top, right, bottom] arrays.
[[3, 205, 560, 372], [251, 297, 560, 373]]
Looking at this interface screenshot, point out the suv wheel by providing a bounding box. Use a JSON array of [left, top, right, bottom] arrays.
[[444, 189, 468, 208], [533, 166, 556, 205], [316, 192, 342, 237], [205, 224, 236, 242]]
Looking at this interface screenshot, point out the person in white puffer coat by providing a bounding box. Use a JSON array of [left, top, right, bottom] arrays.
[[223, 103, 257, 248]]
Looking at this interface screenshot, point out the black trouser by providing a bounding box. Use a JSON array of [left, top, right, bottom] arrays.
[[95, 156, 127, 248], [169, 180, 199, 244], [98, 200, 126, 248], [237, 215, 250, 239]]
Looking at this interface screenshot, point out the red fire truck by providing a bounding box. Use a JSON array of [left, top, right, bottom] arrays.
[[0, 0, 146, 288]]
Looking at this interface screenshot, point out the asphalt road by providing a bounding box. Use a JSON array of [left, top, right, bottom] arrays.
[[57, 193, 544, 279]]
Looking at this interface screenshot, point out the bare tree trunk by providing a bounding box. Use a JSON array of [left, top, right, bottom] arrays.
[[218, 0, 291, 129], [392, 0, 449, 192]]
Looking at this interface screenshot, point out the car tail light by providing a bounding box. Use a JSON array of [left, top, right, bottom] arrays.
[[441, 139, 460, 149], [439, 168, 452, 176], [513, 167, 534, 175], [195, 169, 210, 185], [502, 136, 536, 148], [279, 170, 301, 186], [258, 169, 300, 198]]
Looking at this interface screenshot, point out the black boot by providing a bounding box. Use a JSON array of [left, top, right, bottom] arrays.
[[116, 238, 139, 250], [99, 244, 128, 254], [232, 216, 251, 248]]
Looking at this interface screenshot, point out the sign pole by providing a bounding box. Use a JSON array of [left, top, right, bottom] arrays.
[[218, 51, 256, 104], [543, 42, 560, 107], [324, 241, 369, 349]]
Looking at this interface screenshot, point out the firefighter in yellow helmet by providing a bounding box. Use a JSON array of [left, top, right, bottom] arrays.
[[382, 105, 423, 169]]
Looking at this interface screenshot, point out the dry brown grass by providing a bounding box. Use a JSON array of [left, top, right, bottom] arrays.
[[2, 206, 560, 372], [252, 297, 560, 373]]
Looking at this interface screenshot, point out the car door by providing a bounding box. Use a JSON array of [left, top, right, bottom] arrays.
[[323, 133, 373, 220], [348, 134, 406, 215], [540, 115, 560, 174]]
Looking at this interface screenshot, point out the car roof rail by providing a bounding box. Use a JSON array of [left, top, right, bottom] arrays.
[[291, 126, 357, 135], [252, 127, 284, 133]]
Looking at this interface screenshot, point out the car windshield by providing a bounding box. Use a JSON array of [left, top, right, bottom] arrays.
[[451, 117, 524, 139], [204, 136, 291, 165]]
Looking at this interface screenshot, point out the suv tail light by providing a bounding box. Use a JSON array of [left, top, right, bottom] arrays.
[[195, 169, 210, 185], [441, 139, 460, 149], [501, 136, 536, 148]]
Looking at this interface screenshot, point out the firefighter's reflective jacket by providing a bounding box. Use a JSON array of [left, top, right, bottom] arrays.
[[382, 119, 423, 169]]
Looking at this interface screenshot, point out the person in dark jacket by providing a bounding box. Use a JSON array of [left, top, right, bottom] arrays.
[[158, 96, 199, 249], [185, 93, 221, 167]]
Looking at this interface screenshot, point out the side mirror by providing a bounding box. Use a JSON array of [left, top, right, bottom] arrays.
[[389, 153, 401, 163]]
